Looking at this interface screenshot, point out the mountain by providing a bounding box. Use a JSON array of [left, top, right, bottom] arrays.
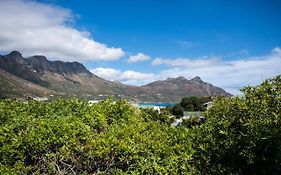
[[0, 51, 127, 97], [0, 51, 231, 102], [139, 76, 231, 102], [0, 69, 53, 98], [143, 76, 229, 96]]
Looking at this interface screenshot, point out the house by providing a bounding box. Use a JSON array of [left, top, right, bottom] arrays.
[[88, 100, 100, 106], [203, 101, 213, 109], [33, 97, 48, 102]]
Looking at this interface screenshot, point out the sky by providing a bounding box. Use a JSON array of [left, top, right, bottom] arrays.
[[0, 0, 281, 95]]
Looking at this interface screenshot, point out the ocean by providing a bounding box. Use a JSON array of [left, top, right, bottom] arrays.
[[137, 103, 175, 108]]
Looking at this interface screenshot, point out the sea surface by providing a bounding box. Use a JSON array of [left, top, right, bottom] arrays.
[[137, 103, 175, 108]]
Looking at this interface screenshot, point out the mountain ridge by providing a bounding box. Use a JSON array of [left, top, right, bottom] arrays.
[[0, 51, 231, 102]]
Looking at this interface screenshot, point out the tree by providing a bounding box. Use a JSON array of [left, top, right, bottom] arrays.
[[170, 96, 211, 117], [171, 104, 184, 117], [192, 75, 281, 174]]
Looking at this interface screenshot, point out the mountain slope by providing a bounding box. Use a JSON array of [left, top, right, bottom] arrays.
[[0, 69, 53, 98], [0, 51, 231, 102], [0, 51, 127, 97], [143, 76, 230, 96], [136, 76, 231, 102], [0, 51, 47, 86]]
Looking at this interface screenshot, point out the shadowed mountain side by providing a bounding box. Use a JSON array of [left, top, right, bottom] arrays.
[[0, 69, 54, 98]]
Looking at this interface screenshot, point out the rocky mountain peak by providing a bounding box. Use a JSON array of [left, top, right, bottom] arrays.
[[170, 76, 190, 84], [175, 76, 187, 80], [190, 76, 202, 82], [7, 51, 23, 58], [24, 54, 92, 76], [28, 55, 48, 62], [167, 76, 188, 82]]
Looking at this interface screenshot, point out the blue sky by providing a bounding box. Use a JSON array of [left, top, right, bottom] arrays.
[[0, 0, 281, 94], [59, 0, 281, 56]]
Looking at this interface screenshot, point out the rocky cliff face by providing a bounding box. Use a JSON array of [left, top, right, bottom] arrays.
[[0, 51, 46, 85], [0, 51, 231, 102], [26, 55, 93, 76]]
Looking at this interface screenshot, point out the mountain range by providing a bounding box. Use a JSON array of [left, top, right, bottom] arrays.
[[0, 51, 231, 102]]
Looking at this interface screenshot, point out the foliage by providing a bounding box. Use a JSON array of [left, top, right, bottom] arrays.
[[180, 96, 206, 111], [171, 103, 184, 117], [171, 96, 211, 117], [0, 75, 280, 174], [191, 75, 281, 174], [181, 116, 202, 128], [140, 108, 174, 125], [0, 98, 195, 174]]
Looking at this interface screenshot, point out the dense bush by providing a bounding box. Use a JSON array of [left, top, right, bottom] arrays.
[[140, 108, 174, 125], [191, 75, 281, 174], [0, 75, 280, 174], [0, 98, 195, 174]]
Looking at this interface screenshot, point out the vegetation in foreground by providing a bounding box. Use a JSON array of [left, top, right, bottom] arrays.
[[0, 76, 280, 174]]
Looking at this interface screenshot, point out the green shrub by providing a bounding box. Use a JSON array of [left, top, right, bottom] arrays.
[[191, 75, 281, 174], [0, 98, 194, 174], [0, 76, 280, 174]]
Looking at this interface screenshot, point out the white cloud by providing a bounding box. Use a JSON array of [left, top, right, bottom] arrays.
[[90, 67, 121, 80], [273, 47, 281, 53], [152, 47, 281, 95], [0, 0, 125, 61], [91, 67, 155, 85], [152, 56, 221, 68], [127, 53, 150, 63]]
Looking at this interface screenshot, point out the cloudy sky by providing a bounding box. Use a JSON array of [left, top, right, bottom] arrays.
[[0, 0, 281, 95]]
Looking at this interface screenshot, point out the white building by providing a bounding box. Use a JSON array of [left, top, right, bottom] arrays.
[[33, 97, 48, 102], [203, 101, 213, 109]]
